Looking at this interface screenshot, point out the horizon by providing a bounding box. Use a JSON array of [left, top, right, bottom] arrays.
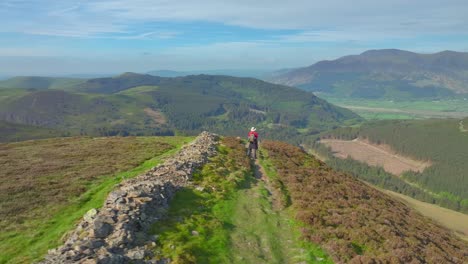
[[1, 0, 468, 75]]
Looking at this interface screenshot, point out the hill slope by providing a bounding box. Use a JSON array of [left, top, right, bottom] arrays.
[[262, 140, 467, 263], [0, 73, 360, 142], [0, 76, 85, 90], [269, 49, 468, 99], [0, 135, 192, 263], [316, 119, 468, 213], [2, 135, 466, 263]]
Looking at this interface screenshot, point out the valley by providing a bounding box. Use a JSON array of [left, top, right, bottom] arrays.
[[320, 96, 468, 120]]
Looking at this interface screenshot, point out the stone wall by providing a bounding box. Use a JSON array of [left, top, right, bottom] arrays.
[[40, 132, 218, 264]]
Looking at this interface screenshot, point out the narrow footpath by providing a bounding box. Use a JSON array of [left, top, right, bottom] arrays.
[[228, 159, 316, 264]]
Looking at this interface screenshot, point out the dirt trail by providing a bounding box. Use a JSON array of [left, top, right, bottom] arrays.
[[228, 160, 309, 264]]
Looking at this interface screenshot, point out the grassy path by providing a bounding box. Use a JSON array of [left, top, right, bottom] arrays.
[[151, 138, 331, 263], [229, 160, 328, 264]]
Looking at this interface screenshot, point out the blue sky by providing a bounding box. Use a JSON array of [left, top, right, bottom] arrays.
[[1, 0, 468, 75]]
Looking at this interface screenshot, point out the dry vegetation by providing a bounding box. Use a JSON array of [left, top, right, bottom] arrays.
[[381, 189, 468, 242], [0, 136, 183, 232], [262, 140, 468, 263], [320, 138, 430, 175]]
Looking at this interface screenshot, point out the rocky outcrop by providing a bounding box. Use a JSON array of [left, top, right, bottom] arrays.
[[40, 132, 218, 264]]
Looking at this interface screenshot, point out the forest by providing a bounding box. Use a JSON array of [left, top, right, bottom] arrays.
[[317, 119, 468, 213]]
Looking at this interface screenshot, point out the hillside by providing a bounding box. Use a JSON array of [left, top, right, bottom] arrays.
[[1, 134, 466, 263], [269, 49, 468, 99], [0, 120, 64, 142], [0, 135, 192, 263], [316, 118, 468, 213], [262, 140, 467, 263], [0, 76, 85, 90], [0, 73, 360, 142]]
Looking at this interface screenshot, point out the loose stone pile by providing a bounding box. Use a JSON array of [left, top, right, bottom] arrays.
[[40, 132, 218, 264]]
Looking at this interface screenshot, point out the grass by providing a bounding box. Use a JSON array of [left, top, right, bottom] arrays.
[[150, 137, 252, 263], [257, 150, 332, 263], [150, 137, 332, 263], [321, 96, 468, 120], [0, 136, 193, 264]]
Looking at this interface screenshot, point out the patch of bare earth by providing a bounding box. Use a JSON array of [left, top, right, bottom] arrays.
[[320, 138, 431, 175], [144, 107, 167, 124]]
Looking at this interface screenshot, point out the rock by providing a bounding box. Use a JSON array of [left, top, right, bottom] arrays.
[[39, 132, 218, 263], [84, 208, 98, 223], [97, 254, 126, 264], [81, 258, 97, 264], [93, 221, 113, 238], [126, 249, 146, 260]]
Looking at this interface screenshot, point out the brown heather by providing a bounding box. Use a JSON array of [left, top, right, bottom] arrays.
[[0, 136, 180, 232], [262, 140, 468, 264]]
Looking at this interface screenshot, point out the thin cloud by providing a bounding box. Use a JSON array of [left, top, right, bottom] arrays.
[[1, 0, 468, 38]]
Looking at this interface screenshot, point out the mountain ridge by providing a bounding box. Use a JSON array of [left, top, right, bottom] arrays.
[[0, 73, 361, 142], [269, 49, 468, 99]]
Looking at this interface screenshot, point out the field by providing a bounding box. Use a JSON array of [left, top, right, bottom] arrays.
[[320, 139, 430, 175], [320, 96, 468, 120], [0, 136, 192, 263]]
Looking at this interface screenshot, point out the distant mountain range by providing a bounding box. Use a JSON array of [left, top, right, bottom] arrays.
[[147, 69, 270, 78], [269, 49, 468, 99], [0, 73, 360, 142]]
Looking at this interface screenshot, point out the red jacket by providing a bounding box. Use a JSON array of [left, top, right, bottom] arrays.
[[248, 131, 258, 139]]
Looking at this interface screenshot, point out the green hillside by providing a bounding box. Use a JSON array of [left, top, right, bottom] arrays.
[[0, 120, 64, 142], [317, 119, 468, 213], [270, 49, 468, 100], [0, 73, 360, 142], [0, 76, 85, 90]]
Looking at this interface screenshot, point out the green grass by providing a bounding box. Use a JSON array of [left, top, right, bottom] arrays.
[[151, 137, 332, 263], [150, 138, 252, 263], [321, 96, 468, 120], [0, 136, 193, 264]]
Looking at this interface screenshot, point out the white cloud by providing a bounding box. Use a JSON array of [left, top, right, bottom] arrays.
[[1, 0, 467, 38]]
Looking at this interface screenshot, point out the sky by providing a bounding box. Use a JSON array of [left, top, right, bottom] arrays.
[[1, 0, 468, 76]]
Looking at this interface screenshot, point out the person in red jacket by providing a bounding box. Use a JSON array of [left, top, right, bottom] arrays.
[[247, 127, 259, 159]]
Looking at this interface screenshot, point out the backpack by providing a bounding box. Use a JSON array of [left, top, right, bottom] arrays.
[[248, 133, 256, 143]]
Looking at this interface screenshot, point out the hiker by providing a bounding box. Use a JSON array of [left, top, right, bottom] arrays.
[[247, 127, 259, 159]]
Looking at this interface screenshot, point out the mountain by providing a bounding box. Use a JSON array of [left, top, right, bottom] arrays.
[[147, 69, 270, 78], [0, 76, 85, 90], [0, 73, 361, 142], [269, 49, 468, 99], [1, 134, 466, 263]]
